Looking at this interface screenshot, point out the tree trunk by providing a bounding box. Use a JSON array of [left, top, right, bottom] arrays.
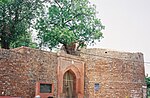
[[1, 32, 10, 49], [62, 43, 76, 55], [1, 38, 10, 49]]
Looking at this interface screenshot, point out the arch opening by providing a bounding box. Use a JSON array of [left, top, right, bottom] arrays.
[[63, 70, 76, 98]]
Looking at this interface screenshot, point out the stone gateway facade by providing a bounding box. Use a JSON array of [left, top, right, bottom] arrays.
[[0, 47, 146, 98]]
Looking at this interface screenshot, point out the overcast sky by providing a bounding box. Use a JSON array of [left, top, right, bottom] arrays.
[[89, 0, 150, 76]]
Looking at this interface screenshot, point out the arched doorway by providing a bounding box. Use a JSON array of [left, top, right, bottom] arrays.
[[57, 57, 84, 98], [63, 70, 76, 98]]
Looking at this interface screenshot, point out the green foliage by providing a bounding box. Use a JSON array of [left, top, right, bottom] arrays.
[[36, 0, 104, 51], [10, 32, 38, 48], [0, 0, 11, 3], [0, 0, 44, 49], [146, 76, 150, 88], [146, 76, 150, 96]]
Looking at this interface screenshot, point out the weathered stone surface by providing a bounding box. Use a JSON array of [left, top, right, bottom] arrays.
[[0, 47, 146, 98], [81, 48, 146, 98], [0, 47, 58, 98]]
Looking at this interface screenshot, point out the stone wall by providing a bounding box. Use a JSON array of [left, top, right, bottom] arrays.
[[0, 47, 58, 98], [0, 47, 146, 98], [81, 48, 145, 98]]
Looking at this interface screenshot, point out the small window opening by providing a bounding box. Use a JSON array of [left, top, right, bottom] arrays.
[[40, 84, 52, 93]]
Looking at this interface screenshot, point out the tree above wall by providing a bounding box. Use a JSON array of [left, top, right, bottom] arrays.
[[0, 0, 104, 53], [0, 0, 45, 49], [36, 0, 104, 54]]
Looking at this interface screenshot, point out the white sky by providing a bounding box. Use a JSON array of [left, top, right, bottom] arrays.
[[89, 0, 150, 76]]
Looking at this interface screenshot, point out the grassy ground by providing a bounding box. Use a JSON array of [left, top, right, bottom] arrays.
[[148, 96, 150, 98]]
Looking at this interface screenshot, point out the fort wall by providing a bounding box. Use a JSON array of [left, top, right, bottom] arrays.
[[0, 47, 58, 97], [81, 48, 145, 98], [0, 47, 146, 98]]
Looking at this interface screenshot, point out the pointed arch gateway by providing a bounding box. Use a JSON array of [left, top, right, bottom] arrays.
[[57, 56, 84, 98], [61, 66, 81, 98], [63, 70, 76, 98]]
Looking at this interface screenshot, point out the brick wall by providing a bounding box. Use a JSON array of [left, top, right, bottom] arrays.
[[0, 47, 58, 98], [81, 48, 145, 98], [0, 47, 146, 98]]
